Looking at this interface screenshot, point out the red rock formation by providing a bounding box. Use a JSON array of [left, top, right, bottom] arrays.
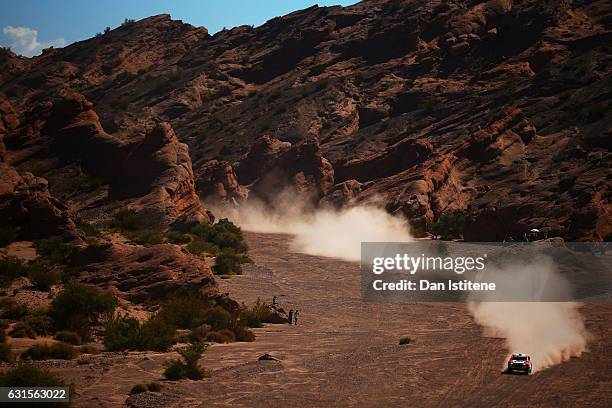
[[197, 159, 247, 203]]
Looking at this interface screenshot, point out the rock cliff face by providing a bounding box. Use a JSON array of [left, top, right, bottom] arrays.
[[0, 0, 610, 240]]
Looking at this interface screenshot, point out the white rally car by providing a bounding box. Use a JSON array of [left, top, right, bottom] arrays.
[[507, 353, 533, 374]]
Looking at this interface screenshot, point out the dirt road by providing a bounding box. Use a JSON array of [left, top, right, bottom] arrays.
[[53, 232, 611, 407]]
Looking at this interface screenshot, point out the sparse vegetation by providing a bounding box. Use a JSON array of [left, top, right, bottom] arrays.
[[239, 298, 273, 328], [75, 219, 100, 238], [121, 18, 136, 27], [128, 229, 164, 246], [28, 262, 61, 291], [35, 236, 73, 264], [21, 342, 78, 360], [0, 364, 72, 405], [112, 209, 140, 231], [0, 226, 18, 247], [50, 284, 118, 340], [130, 382, 162, 394], [431, 210, 467, 241], [399, 337, 413, 345], [167, 229, 191, 244], [0, 298, 28, 320], [0, 343, 12, 362], [103, 314, 177, 352], [0, 256, 26, 287], [54, 331, 82, 345], [164, 342, 208, 381]]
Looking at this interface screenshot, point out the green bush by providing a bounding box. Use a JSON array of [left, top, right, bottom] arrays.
[[163, 360, 184, 381], [0, 364, 72, 406], [167, 230, 191, 244], [0, 226, 18, 247], [0, 256, 26, 287], [21, 342, 78, 360], [205, 331, 233, 343], [75, 219, 100, 238], [24, 313, 54, 336], [187, 239, 219, 255], [0, 298, 28, 320], [128, 230, 164, 246], [191, 219, 248, 254], [54, 331, 82, 345], [35, 237, 73, 264], [188, 324, 211, 342], [202, 306, 233, 331], [10, 322, 37, 338], [50, 284, 118, 340], [130, 384, 148, 394], [399, 337, 412, 345], [213, 251, 244, 275], [239, 298, 273, 328], [431, 210, 467, 241], [111, 209, 140, 231], [103, 314, 176, 352], [233, 325, 255, 342], [28, 264, 61, 291], [0, 343, 11, 362], [147, 382, 162, 392], [158, 292, 213, 329], [163, 342, 207, 381]]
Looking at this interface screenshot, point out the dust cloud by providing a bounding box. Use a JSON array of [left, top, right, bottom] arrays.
[[219, 197, 412, 262], [467, 256, 589, 372]]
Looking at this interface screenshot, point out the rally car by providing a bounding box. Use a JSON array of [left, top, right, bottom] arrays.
[[507, 353, 533, 374]]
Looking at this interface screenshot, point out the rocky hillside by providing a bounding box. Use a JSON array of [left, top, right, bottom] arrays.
[[1, 0, 610, 240]]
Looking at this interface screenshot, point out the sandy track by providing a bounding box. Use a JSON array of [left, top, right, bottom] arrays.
[[48, 232, 611, 407]]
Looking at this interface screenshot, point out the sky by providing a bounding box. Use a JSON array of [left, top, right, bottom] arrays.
[[0, 0, 359, 57]]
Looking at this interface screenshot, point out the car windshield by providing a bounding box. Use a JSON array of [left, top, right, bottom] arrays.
[[513, 356, 527, 361]]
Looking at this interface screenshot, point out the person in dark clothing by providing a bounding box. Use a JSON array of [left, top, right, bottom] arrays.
[[272, 296, 278, 306], [288, 309, 294, 324], [294, 310, 299, 325]]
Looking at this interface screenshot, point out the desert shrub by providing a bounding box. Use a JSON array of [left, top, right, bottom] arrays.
[[35, 237, 73, 264], [188, 324, 211, 342], [128, 230, 164, 246], [239, 298, 273, 328], [205, 331, 233, 343], [216, 328, 236, 342], [28, 264, 61, 291], [233, 325, 255, 342], [147, 382, 162, 392], [163, 342, 207, 381], [190, 219, 248, 254], [21, 342, 78, 360], [103, 314, 176, 352], [0, 298, 28, 320], [75, 219, 100, 237], [0, 364, 73, 406], [137, 315, 176, 351], [50, 284, 117, 340], [54, 331, 82, 345], [0, 343, 12, 362], [130, 384, 148, 394], [122, 18, 136, 27], [24, 313, 54, 336], [163, 361, 184, 380], [112, 209, 140, 231], [10, 322, 36, 338], [399, 337, 412, 345], [0, 226, 18, 247], [202, 306, 233, 331], [158, 292, 212, 329], [411, 225, 427, 238], [213, 251, 244, 275], [102, 316, 140, 351], [431, 210, 467, 241], [0, 256, 26, 287], [167, 230, 191, 244], [187, 239, 219, 255], [79, 344, 101, 354]]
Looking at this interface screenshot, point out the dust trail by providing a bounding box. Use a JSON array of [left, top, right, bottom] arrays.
[[467, 256, 589, 372], [219, 196, 412, 262]]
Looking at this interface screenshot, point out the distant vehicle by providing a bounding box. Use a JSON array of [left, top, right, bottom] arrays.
[[507, 353, 533, 374]]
